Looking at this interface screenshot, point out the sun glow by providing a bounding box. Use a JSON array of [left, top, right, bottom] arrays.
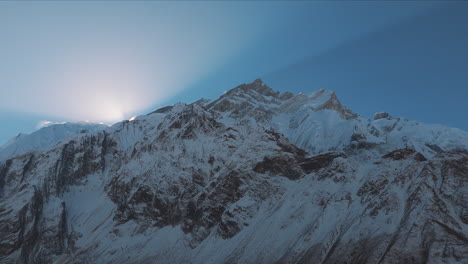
[[0, 2, 269, 125]]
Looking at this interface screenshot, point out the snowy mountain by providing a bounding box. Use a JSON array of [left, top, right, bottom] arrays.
[[0, 79, 467, 264], [0, 122, 108, 161]]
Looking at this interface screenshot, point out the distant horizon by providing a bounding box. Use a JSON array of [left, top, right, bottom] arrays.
[[3, 77, 468, 147], [1, 1, 467, 144]]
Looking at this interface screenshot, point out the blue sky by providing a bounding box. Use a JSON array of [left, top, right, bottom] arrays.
[[1, 1, 466, 145]]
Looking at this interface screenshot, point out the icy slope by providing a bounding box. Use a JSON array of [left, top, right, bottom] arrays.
[[0, 79, 467, 264]]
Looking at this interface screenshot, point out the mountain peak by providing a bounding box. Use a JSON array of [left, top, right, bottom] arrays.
[[301, 89, 358, 120], [204, 79, 360, 122], [231, 78, 277, 97], [252, 78, 264, 85], [318, 92, 358, 120]]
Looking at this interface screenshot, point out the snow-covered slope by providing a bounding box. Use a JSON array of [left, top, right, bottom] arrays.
[[0, 79, 467, 264], [204, 79, 468, 156], [0, 122, 108, 161]]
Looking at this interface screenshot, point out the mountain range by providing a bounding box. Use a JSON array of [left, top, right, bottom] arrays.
[[1, 79, 467, 263]]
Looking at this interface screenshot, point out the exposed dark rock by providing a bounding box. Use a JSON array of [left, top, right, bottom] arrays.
[[348, 141, 379, 151], [19, 188, 44, 264], [52, 136, 105, 196], [382, 148, 427, 162], [300, 152, 346, 173], [253, 155, 304, 180], [57, 202, 68, 254], [254, 151, 346, 180], [0, 159, 12, 198], [351, 133, 366, 141], [20, 154, 35, 183], [374, 112, 392, 120], [437, 150, 468, 225], [54, 142, 79, 195], [218, 219, 241, 239], [266, 129, 307, 156], [357, 177, 389, 198], [425, 143, 444, 153], [107, 167, 251, 246]]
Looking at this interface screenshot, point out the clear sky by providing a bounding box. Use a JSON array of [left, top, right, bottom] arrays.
[[1, 1, 466, 145]]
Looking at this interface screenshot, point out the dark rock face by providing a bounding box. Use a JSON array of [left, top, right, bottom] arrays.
[[300, 152, 347, 174], [425, 143, 444, 153], [253, 155, 304, 180], [273, 149, 468, 264], [351, 133, 366, 142], [347, 134, 379, 151], [53, 136, 109, 195], [107, 167, 256, 247], [374, 112, 392, 120], [382, 148, 427, 161], [253, 149, 345, 180], [437, 150, 468, 225], [0, 132, 116, 263], [0, 159, 12, 197], [254, 130, 346, 179]]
